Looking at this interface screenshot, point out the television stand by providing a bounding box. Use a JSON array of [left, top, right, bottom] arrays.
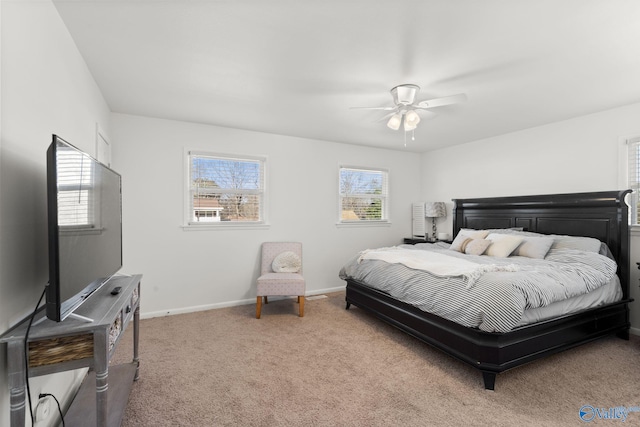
[[67, 312, 94, 323], [0, 274, 142, 427], [32, 311, 94, 327]]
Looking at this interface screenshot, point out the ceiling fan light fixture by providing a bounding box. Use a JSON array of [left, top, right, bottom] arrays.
[[350, 84, 466, 143], [404, 110, 421, 128], [387, 113, 402, 130]]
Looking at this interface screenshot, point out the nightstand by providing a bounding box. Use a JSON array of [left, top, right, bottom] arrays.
[[403, 237, 452, 245], [403, 237, 430, 244]]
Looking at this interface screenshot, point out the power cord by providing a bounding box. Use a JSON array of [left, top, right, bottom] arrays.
[[24, 286, 47, 426], [38, 393, 65, 427]]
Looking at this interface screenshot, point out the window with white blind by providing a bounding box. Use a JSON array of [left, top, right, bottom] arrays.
[[627, 137, 640, 225], [339, 166, 389, 223], [187, 152, 266, 226], [57, 146, 97, 229]]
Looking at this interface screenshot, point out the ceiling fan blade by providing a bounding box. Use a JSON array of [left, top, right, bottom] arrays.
[[375, 111, 400, 122], [349, 106, 397, 111], [415, 109, 437, 118], [416, 93, 467, 109]]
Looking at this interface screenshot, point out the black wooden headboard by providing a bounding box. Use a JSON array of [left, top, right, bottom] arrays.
[[452, 190, 631, 299]]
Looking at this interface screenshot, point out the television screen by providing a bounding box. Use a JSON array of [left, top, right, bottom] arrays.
[[46, 135, 122, 322]]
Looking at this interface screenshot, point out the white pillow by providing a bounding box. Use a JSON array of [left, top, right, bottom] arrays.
[[450, 229, 490, 252], [485, 233, 524, 258], [272, 251, 301, 273], [460, 238, 492, 256], [512, 236, 554, 259]]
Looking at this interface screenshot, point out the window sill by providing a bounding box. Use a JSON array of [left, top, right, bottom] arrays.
[[60, 227, 104, 236], [335, 221, 391, 228], [182, 223, 270, 231]]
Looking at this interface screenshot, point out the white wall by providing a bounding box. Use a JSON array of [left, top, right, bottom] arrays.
[[0, 1, 111, 425], [420, 101, 640, 331], [111, 113, 422, 316]]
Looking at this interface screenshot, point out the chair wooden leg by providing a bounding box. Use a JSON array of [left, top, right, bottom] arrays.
[[256, 296, 262, 319], [297, 296, 300, 303], [299, 296, 305, 317], [264, 296, 268, 304]]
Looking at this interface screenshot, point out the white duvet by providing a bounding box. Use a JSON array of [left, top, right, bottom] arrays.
[[340, 244, 619, 332], [359, 247, 520, 289]]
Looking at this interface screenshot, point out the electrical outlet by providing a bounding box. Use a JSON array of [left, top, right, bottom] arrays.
[[35, 395, 52, 423], [30, 388, 42, 418]]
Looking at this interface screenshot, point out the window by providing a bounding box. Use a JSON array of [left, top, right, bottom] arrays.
[[627, 137, 640, 225], [339, 166, 388, 223], [57, 145, 96, 229], [188, 152, 265, 226]]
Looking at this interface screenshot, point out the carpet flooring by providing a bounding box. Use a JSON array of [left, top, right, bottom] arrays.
[[112, 291, 640, 426]]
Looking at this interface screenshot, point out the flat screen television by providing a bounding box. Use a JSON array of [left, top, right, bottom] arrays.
[[46, 135, 122, 322]]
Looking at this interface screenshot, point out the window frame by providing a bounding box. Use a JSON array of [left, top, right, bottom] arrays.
[[624, 136, 640, 227], [337, 165, 390, 227], [184, 150, 268, 230], [57, 145, 101, 233]]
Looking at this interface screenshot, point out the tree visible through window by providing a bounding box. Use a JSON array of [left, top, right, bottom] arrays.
[[189, 153, 265, 224], [339, 167, 388, 222]]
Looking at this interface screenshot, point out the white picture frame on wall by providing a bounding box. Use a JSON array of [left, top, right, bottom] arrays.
[[95, 123, 111, 167]]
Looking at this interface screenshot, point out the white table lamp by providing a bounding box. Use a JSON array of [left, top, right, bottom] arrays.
[[424, 202, 446, 241]]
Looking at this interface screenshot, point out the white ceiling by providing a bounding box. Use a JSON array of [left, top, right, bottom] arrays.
[[53, 0, 640, 152]]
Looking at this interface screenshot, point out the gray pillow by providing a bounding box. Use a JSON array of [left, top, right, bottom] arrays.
[[512, 236, 554, 259], [551, 235, 602, 253], [599, 242, 615, 260]]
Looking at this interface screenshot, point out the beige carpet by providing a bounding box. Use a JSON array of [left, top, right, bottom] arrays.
[[112, 292, 640, 426]]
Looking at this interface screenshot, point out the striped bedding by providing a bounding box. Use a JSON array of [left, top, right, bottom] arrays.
[[339, 243, 619, 333]]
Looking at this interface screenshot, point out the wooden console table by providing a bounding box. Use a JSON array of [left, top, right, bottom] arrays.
[[0, 274, 142, 427]]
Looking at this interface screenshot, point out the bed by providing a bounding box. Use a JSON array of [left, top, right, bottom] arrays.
[[341, 190, 632, 390]]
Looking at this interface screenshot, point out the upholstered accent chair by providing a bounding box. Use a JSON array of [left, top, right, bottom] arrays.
[[256, 242, 305, 319]]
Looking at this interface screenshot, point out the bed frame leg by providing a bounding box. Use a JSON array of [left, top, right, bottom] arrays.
[[482, 372, 496, 391], [616, 329, 630, 340], [345, 301, 351, 310]]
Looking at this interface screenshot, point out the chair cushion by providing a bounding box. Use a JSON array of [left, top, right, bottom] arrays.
[[256, 272, 305, 296], [257, 273, 305, 285], [271, 251, 302, 273]]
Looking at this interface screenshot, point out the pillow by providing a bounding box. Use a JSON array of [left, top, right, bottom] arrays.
[[460, 238, 491, 256], [483, 228, 544, 238], [484, 233, 525, 258], [484, 227, 525, 233], [272, 251, 301, 273], [599, 242, 615, 260], [511, 236, 554, 259], [450, 229, 490, 252], [550, 235, 602, 253]]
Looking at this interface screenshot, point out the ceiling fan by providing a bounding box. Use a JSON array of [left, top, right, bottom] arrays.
[[351, 84, 467, 134]]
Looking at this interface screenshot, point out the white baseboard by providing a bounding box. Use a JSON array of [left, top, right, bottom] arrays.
[[141, 285, 346, 319], [142, 286, 640, 338]]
